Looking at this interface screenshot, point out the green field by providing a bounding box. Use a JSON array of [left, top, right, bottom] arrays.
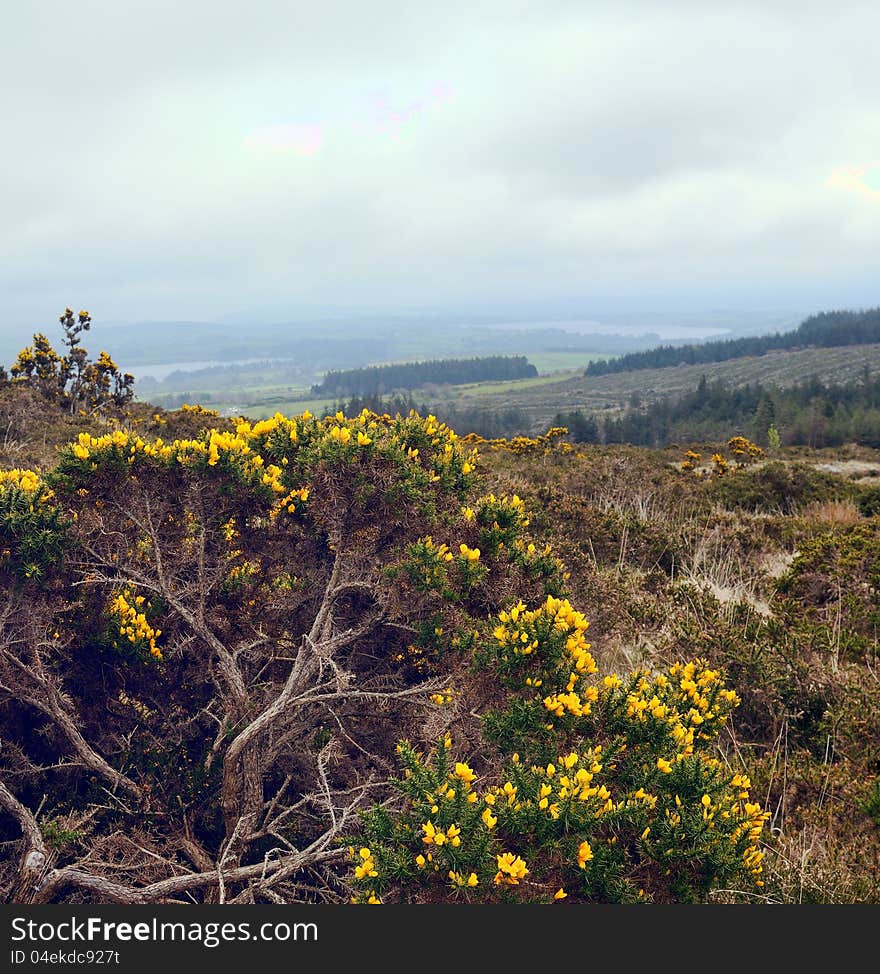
[[526, 351, 611, 373], [132, 350, 616, 417], [233, 370, 585, 420]]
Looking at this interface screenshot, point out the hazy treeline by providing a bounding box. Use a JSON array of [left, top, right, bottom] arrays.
[[584, 307, 880, 377], [558, 369, 880, 448], [312, 355, 538, 397]]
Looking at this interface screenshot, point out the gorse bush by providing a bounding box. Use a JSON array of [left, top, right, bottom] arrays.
[[0, 407, 770, 904], [348, 599, 770, 904], [708, 461, 852, 513], [5, 308, 134, 414], [0, 469, 67, 582], [0, 408, 570, 903], [776, 523, 880, 663]]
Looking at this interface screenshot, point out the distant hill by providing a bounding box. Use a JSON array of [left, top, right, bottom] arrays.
[[584, 307, 880, 377]]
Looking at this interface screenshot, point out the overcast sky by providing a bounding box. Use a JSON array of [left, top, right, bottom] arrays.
[[3, 0, 879, 328]]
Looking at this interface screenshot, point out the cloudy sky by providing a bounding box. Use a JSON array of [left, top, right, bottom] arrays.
[[3, 0, 879, 328]]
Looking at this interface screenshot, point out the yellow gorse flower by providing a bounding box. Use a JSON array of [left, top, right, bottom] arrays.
[[493, 852, 528, 886], [577, 840, 594, 867], [108, 587, 162, 660], [353, 847, 379, 880], [0, 468, 46, 495]]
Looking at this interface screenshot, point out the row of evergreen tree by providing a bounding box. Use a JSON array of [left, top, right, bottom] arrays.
[[312, 355, 537, 397], [583, 308, 880, 377], [556, 369, 880, 449]]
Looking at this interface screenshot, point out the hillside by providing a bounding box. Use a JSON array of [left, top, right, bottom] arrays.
[[584, 307, 880, 376], [1, 375, 880, 904], [427, 343, 880, 435]]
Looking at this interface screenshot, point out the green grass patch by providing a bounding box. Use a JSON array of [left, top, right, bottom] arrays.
[[528, 351, 611, 374]]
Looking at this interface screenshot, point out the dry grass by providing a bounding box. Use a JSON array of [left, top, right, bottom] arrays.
[[800, 498, 863, 525], [760, 549, 796, 580], [677, 530, 771, 619]]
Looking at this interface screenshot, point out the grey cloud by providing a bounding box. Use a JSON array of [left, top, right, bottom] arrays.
[[2, 1, 879, 324]]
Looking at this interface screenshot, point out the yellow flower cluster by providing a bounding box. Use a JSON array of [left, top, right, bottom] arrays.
[[682, 437, 763, 478], [449, 870, 478, 888], [544, 679, 600, 718], [271, 487, 309, 519], [236, 412, 300, 441], [221, 517, 237, 543], [353, 847, 379, 880], [459, 427, 569, 456], [493, 852, 529, 885], [727, 436, 764, 463], [493, 597, 597, 717], [225, 557, 262, 587], [475, 492, 528, 518], [179, 403, 220, 417], [650, 768, 770, 886], [711, 452, 729, 475], [0, 468, 45, 495], [521, 748, 613, 820], [66, 428, 293, 501], [727, 776, 771, 884], [421, 821, 462, 847], [617, 660, 739, 755], [348, 845, 382, 903], [63, 411, 477, 540], [109, 588, 162, 660], [459, 543, 481, 562], [577, 840, 594, 867], [421, 536, 454, 562], [680, 449, 702, 472]]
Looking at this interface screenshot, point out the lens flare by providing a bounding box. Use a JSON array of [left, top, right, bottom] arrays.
[[827, 161, 880, 200]]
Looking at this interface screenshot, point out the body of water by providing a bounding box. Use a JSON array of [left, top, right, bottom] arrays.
[[123, 357, 289, 382]]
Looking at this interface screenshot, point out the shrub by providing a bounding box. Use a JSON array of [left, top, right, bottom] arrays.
[[708, 461, 852, 513], [348, 631, 770, 903], [7, 308, 134, 415], [775, 523, 880, 662], [0, 409, 577, 904]]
